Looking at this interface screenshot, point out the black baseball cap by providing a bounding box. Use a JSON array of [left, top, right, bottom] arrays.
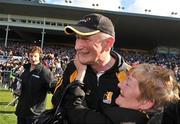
[[64, 13, 115, 37]]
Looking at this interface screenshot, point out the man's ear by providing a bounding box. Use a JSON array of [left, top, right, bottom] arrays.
[[139, 100, 155, 110], [104, 37, 115, 51], [107, 37, 115, 48]]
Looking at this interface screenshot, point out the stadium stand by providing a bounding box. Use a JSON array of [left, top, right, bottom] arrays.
[[0, 0, 179, 87], [0, 2, 179, 123]]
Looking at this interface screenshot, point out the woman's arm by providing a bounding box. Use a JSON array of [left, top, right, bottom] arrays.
[[63, 56, 112, 124], [63, 80, 112, 124]]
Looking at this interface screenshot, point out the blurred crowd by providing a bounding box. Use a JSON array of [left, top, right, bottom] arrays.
[[0, 42, 179, 89], [117, 49, 180, 82]]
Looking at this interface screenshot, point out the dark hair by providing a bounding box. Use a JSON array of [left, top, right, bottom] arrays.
[[29, 46, 43, 55]]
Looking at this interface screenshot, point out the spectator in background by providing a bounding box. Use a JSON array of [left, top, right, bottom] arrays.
[[15, 46, 54, 124], [54, 58, 63, 78], [63, 62, 180, 124], [0, 49, 4, 55], [51, 13, 131, 121]]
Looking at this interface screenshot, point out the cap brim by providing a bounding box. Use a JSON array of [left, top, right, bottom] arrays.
[[64, 26, 100, 36]]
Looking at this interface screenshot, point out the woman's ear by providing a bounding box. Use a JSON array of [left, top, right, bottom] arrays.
[[139, 100, 155, 110]]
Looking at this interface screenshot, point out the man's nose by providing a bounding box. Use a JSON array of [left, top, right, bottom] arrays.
[[75, 39, 84, 50]]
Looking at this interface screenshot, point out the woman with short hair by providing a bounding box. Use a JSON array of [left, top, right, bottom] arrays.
[[63, 62, 180, 124]]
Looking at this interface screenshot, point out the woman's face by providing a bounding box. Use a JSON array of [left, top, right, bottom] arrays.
[[115, 73, 142, 110]]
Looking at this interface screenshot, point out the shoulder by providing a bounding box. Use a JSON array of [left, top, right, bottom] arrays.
[[37, 64, 53, 79], [111, 51, 131, 71], [41, 64, 50, 72], [41, 65, 52, 76], [66, 60, 76, 68], [63, 60, 76, 74]]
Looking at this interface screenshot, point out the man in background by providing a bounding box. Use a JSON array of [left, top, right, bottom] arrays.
[[15, 46, 54, 124]]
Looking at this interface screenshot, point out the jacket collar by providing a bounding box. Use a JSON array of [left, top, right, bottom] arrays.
[[87, 51, 127, 74], [26, 63, 43, 72]]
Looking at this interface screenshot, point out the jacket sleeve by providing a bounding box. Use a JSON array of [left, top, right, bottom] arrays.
[[63, 80, 112, 124], [51, 61, 77, 107]]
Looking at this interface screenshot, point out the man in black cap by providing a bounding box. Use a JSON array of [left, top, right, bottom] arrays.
[[52, 13, 131, 119]]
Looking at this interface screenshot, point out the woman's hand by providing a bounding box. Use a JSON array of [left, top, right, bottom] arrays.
[[74, 55, 87, 82]]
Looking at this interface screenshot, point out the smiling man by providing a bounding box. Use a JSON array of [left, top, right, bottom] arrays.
[[52, 13, 131, 118]]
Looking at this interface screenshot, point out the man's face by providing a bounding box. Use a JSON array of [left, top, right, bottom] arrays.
[[75, 33, 106, 65], [29, 52, 40, 65]]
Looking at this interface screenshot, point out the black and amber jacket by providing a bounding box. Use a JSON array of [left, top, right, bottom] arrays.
[[63, 81, 149, 124], [52, 51, 131, 111]]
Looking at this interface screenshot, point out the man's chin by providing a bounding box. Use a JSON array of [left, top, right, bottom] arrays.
[[79, 56, 95, 65], [78, 57, 87, 64], [79, 61, 88, 65]]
